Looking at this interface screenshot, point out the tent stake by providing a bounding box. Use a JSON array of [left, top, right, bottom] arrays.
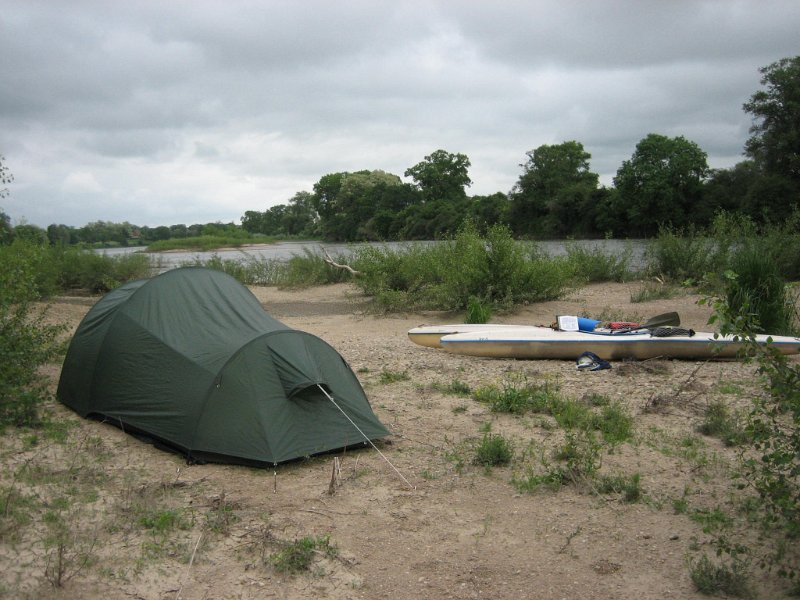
[[317, 385, 415, 490]]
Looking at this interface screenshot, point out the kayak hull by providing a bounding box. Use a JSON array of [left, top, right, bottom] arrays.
[[408, 324, 540, 349], [436, 327, 800, 360]]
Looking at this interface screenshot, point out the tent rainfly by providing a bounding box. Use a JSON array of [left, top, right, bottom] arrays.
[[57, 267, 390, 465]]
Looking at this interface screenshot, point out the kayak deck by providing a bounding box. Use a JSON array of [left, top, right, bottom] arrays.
[[419, 326, 800, 360]]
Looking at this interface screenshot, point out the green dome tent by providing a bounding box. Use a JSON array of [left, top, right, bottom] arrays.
[[57, 267, 390, 465]]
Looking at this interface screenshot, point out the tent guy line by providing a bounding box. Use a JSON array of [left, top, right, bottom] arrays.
[[318, 384, 416, 490]]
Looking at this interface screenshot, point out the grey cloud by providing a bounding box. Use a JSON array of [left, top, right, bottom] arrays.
[[1, 0, 798, 227]]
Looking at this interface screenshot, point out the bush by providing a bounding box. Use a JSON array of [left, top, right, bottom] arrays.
[[688, 554, 753, 598], [351, 222, 577, 312], [0, 240, 66, 428], [473, 433, 513, 467], [724, 243, 797, 335], [644, 224, 720, 282], [705, 287, 800, 582], [565, 240, 633, 282], [57, 247, 151, 293], [280, 248, 352, 288]]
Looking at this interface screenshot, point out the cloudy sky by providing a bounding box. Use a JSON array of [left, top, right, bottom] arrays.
[[1, 1, 798, 228]]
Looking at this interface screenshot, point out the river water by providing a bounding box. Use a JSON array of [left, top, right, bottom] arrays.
[[101, 239, 649, 271]]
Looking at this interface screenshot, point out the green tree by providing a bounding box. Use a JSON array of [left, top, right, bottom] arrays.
[[470, 192, 510, 231], [361, 183, 420, 240], [312, 170, 404, 240], [46, 224, 74, 246], [14, 223, 48, 245], [0, 210, 12, 245], [509, 141, 599, 238], [744, 56, 800, 184], [241, 209, 268, 234], [703, 161, 760, 219], [404, 149, 472, 203], [613, 134, 709, 237], [281, 191, 317, 236], [169, 224, 188, 238]]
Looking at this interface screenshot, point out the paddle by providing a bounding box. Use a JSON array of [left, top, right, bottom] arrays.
[[612, 311, 680, 334]]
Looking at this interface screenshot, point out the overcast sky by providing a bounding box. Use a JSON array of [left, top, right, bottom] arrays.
[[1, 1, 798, 228]]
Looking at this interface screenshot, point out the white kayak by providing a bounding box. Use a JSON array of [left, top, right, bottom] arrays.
[[436, 326, 800, 361], [408, 323, 542, 349]]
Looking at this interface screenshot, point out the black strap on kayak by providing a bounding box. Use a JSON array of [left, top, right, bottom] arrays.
[[650, 326, 696, 337]]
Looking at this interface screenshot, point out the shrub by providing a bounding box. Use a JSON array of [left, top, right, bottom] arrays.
[[565, 240, 633, 282], [697, 400, 749, 447], [644, 224, 719, 282], [473, 433, 513, 467], [688, 554, 753, 598], [465, 296, 492, 324], [351, 223, 577, 312], [57, 247, 151, 293], [705, 287, 800, 581], [280, 248, 352, 287], [0, 240, 66, 428], [473, 377, 558, 415], [270, 535, 337, 574], [724, 243, 797, 335]]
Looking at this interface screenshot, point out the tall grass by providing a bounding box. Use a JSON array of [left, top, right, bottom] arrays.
[[725, 243, 798, 335]]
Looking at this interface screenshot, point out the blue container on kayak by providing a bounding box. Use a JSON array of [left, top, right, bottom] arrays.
[[577, 317, 600, 332]]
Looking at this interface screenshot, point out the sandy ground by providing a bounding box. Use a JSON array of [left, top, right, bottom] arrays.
[[2, 281, 798, 599]]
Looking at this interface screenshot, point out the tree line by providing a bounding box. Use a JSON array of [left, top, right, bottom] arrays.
[[2, 56, 799, 246]]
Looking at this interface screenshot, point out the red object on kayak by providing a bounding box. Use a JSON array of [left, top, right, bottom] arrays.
[[608, 322, 640, 330]]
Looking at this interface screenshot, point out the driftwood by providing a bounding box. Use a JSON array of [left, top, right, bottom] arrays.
[[322, 249, 363, 276]]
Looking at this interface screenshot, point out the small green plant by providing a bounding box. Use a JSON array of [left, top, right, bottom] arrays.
[[673, 497, 689, 515], [688, 554, 753, 598], [512, 466, 565, 493], [138, 509, 190, 533], [434, 379, 472, 396], [553, 430, 602, 482], [697, 400, 748, 446], [596, 402, 634, 445], [204, 495, 240, 535], [596, 473, 643, 503], [379, 369, 410, 384], [690, 507, 733, 534], [473, 376, 559, 415], [473, 433, 514, 467], [270, 535, 338, 574], [465, 296, 492, 324]]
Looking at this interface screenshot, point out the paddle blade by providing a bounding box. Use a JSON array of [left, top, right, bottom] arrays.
[[642, 312, 680, 328]]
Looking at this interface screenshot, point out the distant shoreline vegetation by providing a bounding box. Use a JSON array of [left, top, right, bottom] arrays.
[[144, 234, 286, 252]]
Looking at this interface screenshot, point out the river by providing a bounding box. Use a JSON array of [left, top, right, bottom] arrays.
[[100, 239, 649, 271]]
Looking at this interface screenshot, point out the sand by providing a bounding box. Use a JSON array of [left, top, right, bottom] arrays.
[[2, 281, 796, 599]]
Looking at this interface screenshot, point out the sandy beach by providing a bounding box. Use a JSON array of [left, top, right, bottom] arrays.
[[3, 281, 796, 599]]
